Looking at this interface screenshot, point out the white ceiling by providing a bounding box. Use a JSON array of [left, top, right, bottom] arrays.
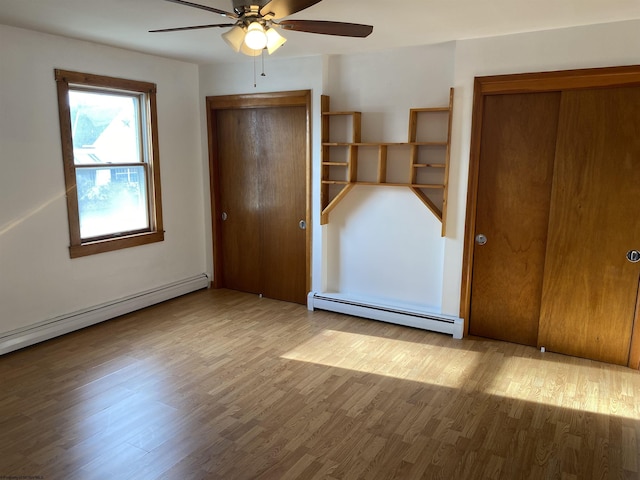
[[1, 0, 640, 64]]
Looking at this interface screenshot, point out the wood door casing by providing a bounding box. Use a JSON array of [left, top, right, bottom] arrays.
[[469, 93, 560, 346], [538, 87, 640, 365]]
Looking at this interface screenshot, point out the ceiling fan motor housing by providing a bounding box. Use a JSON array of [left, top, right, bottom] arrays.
[[233, 0, 270, 15]]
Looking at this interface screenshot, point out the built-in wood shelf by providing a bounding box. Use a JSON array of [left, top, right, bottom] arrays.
[[320, 88, 455, 236], [323, 142, 449, 147], [342, 182, 445, 188]]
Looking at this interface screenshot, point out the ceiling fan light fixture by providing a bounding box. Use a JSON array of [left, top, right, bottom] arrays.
[[244, 21, 268, 50], [151, 0, 373, 59], [265, 27, 286, 54], [221, 24, 245, 52]]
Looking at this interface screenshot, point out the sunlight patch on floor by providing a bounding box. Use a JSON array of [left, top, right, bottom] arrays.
[[282, 329, 640, 421], [281, 329, 480, 389], [482, 354, 640, 420]]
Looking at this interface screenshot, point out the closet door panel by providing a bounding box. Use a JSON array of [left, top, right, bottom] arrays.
[[217, 109, 262, 295], [469, 93, 560, 345], [258, 106, 307, 305], [539, 87, 640, 365]]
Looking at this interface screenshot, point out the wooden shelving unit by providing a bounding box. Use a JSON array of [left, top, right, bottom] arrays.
[[320, 88, 454, 236]]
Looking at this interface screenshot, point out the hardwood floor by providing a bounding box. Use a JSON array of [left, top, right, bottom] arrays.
[[1, 289, 639, 479]]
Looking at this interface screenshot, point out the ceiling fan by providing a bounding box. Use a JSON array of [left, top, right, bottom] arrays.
[[150, 0, 374, 56]]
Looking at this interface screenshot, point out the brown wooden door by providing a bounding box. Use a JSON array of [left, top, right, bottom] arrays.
[[469, 93, 560, 345], [215, 105, 307, 304], [217, 108, 261, 296], [257, 106, 307, 304], [538, 87, 640, 365]]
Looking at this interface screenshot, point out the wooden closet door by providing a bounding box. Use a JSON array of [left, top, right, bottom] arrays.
[[215, 106, 307, 305], [469, 93, 560, 345], [538, 87, 640, 365], [257, 106, 307, 305], [217, 109, 261, 295]]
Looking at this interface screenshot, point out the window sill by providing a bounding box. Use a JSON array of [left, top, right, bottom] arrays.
[[69, 231, 165, 258]]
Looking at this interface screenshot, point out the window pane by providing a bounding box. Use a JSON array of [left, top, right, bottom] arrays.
[[76, 166, 149, 239], [70, 90, 141, 165]]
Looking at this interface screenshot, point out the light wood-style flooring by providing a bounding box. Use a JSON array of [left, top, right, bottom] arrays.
[[1, 289, 639, 479]]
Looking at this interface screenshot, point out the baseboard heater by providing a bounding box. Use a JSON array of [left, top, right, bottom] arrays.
[[0, 274, 210, 356], [308, 292, 464, 339]]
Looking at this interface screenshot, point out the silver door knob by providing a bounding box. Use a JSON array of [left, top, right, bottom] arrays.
[[222, 212, 228, 221], [299, 220, 306, 230], [627, 250, 640, 263], [475, 233, 487, 246]]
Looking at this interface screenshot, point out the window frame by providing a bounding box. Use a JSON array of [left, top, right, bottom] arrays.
[[55, 69, 164, 258]]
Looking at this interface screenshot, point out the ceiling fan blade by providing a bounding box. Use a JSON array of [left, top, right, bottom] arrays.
[[278, 20, 373, 37], [260, 0, 323, 19], [149, 23, 235, 33], [161, 0, 238, 19]]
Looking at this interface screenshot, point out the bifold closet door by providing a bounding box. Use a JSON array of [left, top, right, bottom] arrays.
[[538, 87, 640, 365], [469, 93, 560, 345]]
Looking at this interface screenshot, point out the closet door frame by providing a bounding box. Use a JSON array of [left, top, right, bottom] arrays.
[[461, 65, 640, 368]]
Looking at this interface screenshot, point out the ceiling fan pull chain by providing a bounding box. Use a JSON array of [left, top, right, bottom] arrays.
[[261, 49, 266, 77], [253, 52, 257, 88]]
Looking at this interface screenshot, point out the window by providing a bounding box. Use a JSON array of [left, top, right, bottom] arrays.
[[55, 70, 163, 258]]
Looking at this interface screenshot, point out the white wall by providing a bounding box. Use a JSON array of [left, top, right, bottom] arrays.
[[323, 44, 455, 310], [442, 19, 640, 316], [0, 25, 205, 336]]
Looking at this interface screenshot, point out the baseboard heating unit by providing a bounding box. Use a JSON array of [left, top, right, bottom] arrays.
[[0, 274, 210, 356], [308, 292, 463, 339]]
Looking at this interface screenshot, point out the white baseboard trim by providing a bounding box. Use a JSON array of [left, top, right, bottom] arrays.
[[307, 292, 464, 339], [0, 274, 210, 355]]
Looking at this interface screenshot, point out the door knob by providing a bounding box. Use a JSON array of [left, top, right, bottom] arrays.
[[627, 250, 640, 263], [221, 212, 228, 221], [299, 220, 306, 230], [475, 233, 487, 246]]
